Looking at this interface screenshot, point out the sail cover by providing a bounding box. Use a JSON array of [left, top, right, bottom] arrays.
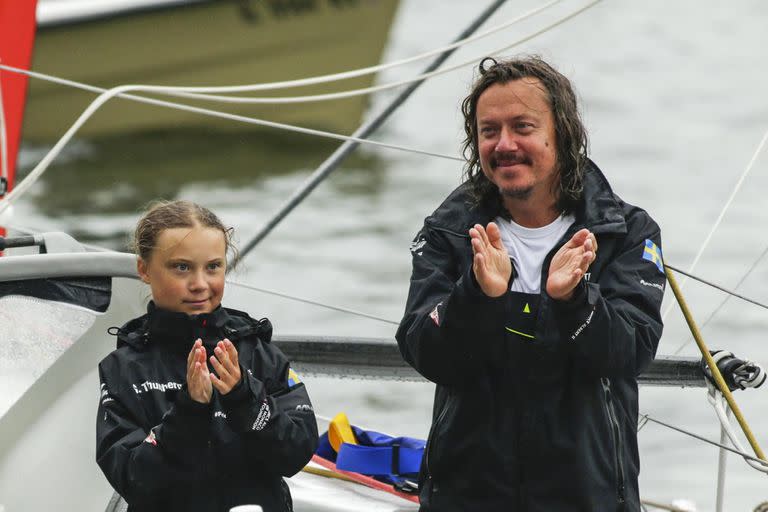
[[0, 276, 111, 417]]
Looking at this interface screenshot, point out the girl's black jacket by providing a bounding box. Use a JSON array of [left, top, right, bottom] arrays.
[[396, 162, 666, 512], [96, 303, 318, 512]]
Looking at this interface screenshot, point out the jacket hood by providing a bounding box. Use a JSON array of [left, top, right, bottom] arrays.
[[111, 301, 272, 351], [426, 160, 627, 236]]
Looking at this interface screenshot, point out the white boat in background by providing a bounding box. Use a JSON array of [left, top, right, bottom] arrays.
[[24, 0, 400, 142]]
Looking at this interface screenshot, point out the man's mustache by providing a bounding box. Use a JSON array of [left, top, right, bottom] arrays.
[[490, 152, 532, 169]]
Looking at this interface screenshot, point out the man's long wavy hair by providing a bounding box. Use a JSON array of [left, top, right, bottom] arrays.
[[461, 56, 589, 216]]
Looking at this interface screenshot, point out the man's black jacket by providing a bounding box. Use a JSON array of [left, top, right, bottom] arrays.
[[96, 303, 318, 512], [396, 162, 665, 512]]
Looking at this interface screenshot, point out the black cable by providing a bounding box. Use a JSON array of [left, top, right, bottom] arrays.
[[233, 0, 509, 265], [665, 263, 768, 312], [641, 414, 768, 466]]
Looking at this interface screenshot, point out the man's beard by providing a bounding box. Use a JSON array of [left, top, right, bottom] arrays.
[[490, 153, 534, 200], [498, 185, 533, 200]]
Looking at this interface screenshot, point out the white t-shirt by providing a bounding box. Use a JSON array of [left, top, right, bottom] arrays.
[[495, 214, 575, 294]]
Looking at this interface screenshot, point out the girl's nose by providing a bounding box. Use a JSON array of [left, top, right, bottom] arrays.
[[189, 270, 207, 291]]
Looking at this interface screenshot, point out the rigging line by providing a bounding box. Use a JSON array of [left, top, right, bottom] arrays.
[[79, 1, 573, 96], [0, 69, 460, 217], [671, 242, 768, 356], [233, 0, 512, 264], [152, 0, 603, 105], [0, 1, 581, 112], [662, 128, 768, 322], [228, 280, 399, 326], [0, 1, 597, 108], [666, 264, 768, 312], [641, 414, 768, 467]]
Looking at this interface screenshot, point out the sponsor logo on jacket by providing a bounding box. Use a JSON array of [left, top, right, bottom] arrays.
[[410, 237, 426, 256], [100, 383, 114, 405], [570, 309, 595, 341], [640, 279, 665, 292], [252, 400, 271, 431], [131, 380, 183, 395], [429, 302, 442, 326]]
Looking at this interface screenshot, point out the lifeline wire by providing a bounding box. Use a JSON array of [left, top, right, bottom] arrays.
[[640, 414, 768, 467], [662, 128, 768, 322], [229, 280, 399, 326], [671, 241, 768, 355], [666, 264, 768, 313]]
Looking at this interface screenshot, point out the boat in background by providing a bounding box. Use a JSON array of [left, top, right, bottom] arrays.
[[23, 0, 400, 142]]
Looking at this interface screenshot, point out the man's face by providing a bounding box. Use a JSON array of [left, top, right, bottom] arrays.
[[137, 225, 227, 315], [476, 78, 559, 203]]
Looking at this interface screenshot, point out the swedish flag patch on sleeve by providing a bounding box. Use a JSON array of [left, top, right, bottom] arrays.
[[287, 367, 301, 387], [642, 239, 664, 273]]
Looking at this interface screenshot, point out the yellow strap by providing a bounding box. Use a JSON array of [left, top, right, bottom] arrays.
[[328, 412, 357, 452], [665, 267, 766, 461]]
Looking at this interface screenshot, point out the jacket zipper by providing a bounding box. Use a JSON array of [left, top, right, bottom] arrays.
[[601, 377, 626, 508], [424, 393, 452, 489]]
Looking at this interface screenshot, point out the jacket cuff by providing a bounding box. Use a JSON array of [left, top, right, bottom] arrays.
[[552, 281, 599, 342], [553, 279, 588, 311], [153, 387, 210, 464], [444, 266, 508, 331], [219, 367, 249, 406], [175, 387, 212, 416]]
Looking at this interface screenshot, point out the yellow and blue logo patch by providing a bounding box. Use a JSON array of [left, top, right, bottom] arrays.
[[642, 239, 664, 273], [287, 367, 301, 387]]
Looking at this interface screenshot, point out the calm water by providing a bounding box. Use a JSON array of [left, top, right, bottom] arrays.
[[12, 0, 768, 508]]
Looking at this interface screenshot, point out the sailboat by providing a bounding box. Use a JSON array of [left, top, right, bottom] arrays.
[[2, 0, 767, 510]]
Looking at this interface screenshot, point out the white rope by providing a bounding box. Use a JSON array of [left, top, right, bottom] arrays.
[[663, 128, 768, 322], [68, 0, 565, 96], [0, 1, 599, 108], [0, 78, 460, 215], [706, 386, 768, 474], [137, 0, 603, 105], [715, 412, 728, 512]]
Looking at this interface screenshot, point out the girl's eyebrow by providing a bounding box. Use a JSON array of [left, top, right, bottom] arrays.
[[167, 258, 192, 264]]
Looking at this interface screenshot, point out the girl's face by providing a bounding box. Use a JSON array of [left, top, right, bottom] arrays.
[[137, 225, 227, 315]]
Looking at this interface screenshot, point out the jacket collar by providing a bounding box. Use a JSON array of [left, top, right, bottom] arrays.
[[425, 159, 627, 237], [113, 301, 271, 351]]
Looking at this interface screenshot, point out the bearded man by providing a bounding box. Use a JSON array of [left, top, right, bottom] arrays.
[[396, 56, 666, 512]]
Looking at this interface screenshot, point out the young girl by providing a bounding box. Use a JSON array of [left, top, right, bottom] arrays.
[[96, 200, 317, 512]]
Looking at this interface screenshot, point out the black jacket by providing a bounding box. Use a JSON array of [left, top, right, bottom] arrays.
[[96, 303, 318, 512], [396, 162, 665, 512]]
